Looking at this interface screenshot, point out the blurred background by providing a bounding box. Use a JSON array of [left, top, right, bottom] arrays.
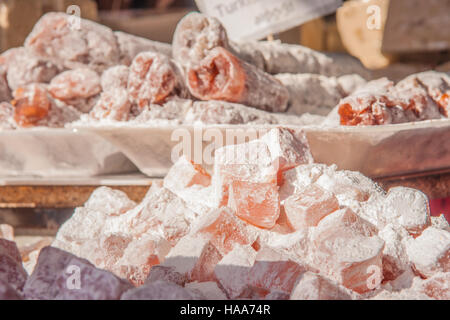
[[0, 0, 449, 81]]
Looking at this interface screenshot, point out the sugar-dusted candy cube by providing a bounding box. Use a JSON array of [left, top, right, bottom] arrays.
[[406, 227, 450, 278], [381, 187, 431, 236], [193, 207, 257, 255], [23, 246, 132, 300], [172, 12, 230, 68], [0, 280, 22, 300], [0, 239, 28, 292], [214, 245, 257, 299], [290, 272, 352, 300], [213, 140, 276, 206], [418, 272, 450, 300], [228, 180, 280, 229], [121, 280, 202, 300], [0, 224, 14, 241], [146, 265, 186, 287], [260, 128, 313, 172], [310, 208, 385, 293], [113, 233, 171, 286], [103, 184, 199, 245], [25, 12, 120, 73], [12, 84, 51, 127], [431, 215, 450, 232], [127, 51, 187, 108], [162, 234, 223, 283], [164, 155, 211, 195], [378, 224, 412, 282], [283, 184, 339, 231], [248, 247, 308, 295], [185, 281, 228, 300]]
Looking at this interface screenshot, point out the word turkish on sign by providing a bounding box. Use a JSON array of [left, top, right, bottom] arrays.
[[195, 0, 342, 41]]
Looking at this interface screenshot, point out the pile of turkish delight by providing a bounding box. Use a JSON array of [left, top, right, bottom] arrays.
[[0, 11, 374, 130], [1, 128, 448, 300]]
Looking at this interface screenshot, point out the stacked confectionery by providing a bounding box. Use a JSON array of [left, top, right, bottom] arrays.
[[1, 128, 448, 300]]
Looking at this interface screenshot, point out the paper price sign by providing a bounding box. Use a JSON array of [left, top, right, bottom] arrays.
[[195, 0, 342, 41]]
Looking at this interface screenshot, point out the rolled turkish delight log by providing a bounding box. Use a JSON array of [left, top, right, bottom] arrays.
[[48, 68, 101, 113], [11, 84, 80, 128], [275, 73, 366, 116], [230, 40, 371, 78], [115, 31, 172, 66], [398, 71, 450, 117], [0, 47, 60, 91], [172, 12, 231, 69], [338, 75, 445, 126], [127, 51, 189, 108], [187, 47, 289, 113], [12, 84, 51, 127], [25, 12, 120, 73]]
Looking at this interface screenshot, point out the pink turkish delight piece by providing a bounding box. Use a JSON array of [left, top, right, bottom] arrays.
[[48, 68, 101, 113], [146, 265, 187, 287], [101, 65, 129, 91], [162, 234, 223, 283], [247, 247, 308, 296], [121, 280, 201, 300], [0, 239, 28, 292], [213, 140, 276, 206], [192, 207, 257, 255], [172, 12, 230, 68], [164, 156, 211, 195], [113, 233, 171, 287], [418, 272, 450, 300], [127, 51, 187, 108], [0, 224, 14, 241], [115, 31, 172, 66], [290, 271, 352, 300], [185, 281, 228, 300], [103, 184, 199, 245], [23, 246, 132, 300], [406, 227, 450, 278], [0, 280, 23, 300], [214, 245, 257, 299], [283, 184, 339, 231], [378, 224, 412, 282], [310, 208, 385, 293], [260, 128, 313, 173], [2, 47, 60, 91], [25, 12, 120, 73], [89, 89, 131, 121], [381, 187, 431, 237], [228, 180, 280, 229]]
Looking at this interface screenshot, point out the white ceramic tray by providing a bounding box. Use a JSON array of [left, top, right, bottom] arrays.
[[0, 128, 138, 177], [76, 119, 450, 178]]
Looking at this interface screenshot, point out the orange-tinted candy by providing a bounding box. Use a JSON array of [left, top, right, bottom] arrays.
[[128, 52, 179, 108], [247, 247, 307, 296], [228, 180, 280, 229], [195, 207, 255, 255], [164, 156, 211, 194], [283, 184, 339, 231], [12, 84, 51, 127], [48, 68, 100, 101]]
